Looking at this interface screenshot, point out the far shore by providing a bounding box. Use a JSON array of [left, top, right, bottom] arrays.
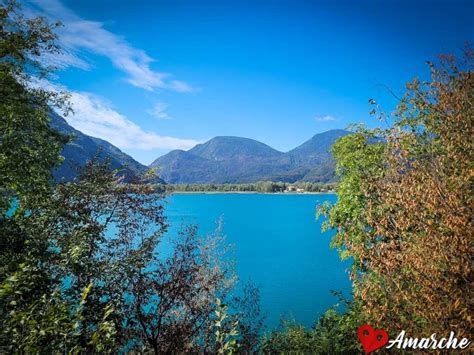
[[169, 191, 336, 195]]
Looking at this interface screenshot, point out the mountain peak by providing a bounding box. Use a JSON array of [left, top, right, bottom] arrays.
[[311, 129, 348, 139], [290, 129, 350, 156], [189, 136, 282, 161]]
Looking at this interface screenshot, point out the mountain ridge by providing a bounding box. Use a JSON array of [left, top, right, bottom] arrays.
[[189, 136, 283, 161], [50, 112, 161, 183], [150, 129, 350, 184], [51, 112, 349, 185]]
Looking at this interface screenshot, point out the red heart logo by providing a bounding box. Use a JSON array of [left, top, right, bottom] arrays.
[[357, 324, 389, 354]]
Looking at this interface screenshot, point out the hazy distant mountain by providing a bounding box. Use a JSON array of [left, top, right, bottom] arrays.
[[50, 112, 159, 183], [150, 129, 350, 183]]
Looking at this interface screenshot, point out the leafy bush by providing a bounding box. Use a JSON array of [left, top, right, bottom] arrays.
[[261, 297, 364, 354]]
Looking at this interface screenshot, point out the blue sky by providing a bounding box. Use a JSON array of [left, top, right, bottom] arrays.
[[24, 0, 473, 164]]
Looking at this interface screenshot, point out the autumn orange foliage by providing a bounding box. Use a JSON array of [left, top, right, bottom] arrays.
[[328, 49, 473, 341], [365, 50, 473, 338]]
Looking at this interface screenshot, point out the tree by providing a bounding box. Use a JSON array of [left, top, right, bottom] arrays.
[[0, 0, 69, 212], [124, 224, 237, 353], [321, 49, 473, 338], [232, 282, 264, 352], [0, 1, 81, 350], [0, 3, 140, 350]]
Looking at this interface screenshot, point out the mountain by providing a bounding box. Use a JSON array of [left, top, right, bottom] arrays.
[[150, 137, 289, 184], [288, 129, 349, 166], [50, 112, 157, 183], [150, 130, 350, 184], [189, 136, 282, 161]]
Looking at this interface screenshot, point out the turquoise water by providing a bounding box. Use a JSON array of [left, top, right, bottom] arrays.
[[163, 193, 352, 330]]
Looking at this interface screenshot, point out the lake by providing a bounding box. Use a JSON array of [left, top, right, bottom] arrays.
[[163, 193, 352, 330]]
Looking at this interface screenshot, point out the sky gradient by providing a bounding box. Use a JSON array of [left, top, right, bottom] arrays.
[[24, 0, 473, 164]]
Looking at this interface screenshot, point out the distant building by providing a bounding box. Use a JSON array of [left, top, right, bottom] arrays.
[[285, 186, 305, 193]]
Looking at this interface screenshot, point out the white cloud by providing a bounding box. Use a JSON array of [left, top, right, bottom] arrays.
[[27, 0, 193, 92], [31, 78, 199, 151], [66, 92, 199, 150], [315, 115, 337, 122], [41, 49, 92, 71], [147, 102, 171, 120]]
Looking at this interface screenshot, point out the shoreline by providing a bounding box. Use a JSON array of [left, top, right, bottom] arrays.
[[168, 191, 335, 195]]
